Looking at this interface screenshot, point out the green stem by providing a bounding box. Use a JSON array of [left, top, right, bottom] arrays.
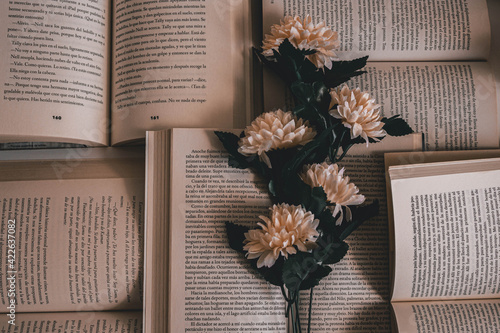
[[295, 292, 302, 333], [290, 297, 297, 333], [330, 130, 345, 163], [281, 285, 294, 304], [318, 111, 328, 132], [289, 57, 302, 82], [307, 288, 314, 333], [336, 143, 354, 162]]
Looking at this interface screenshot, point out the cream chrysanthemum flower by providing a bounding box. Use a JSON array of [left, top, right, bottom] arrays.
[[262, 15, 340, 69], [329, 85, 387, 146], [243, 204, 319, 268], [238, 109, 316, 168], [300, 162, 365, 225]]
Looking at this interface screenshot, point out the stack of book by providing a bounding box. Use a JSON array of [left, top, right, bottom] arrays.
[[0, 0, 498, 332]]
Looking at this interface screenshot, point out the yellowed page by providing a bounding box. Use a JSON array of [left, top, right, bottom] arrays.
[[389, 158, 500, 302], [264, 61, 499, 151], [488, 0, 500, 146], [0, 0, 110, 145], [262, 0, 490, 61], [168, 129, 286, 332], [0, 178, 144, 312], [301, 134, 422, 332], [152, 130, 421, 332], [385, 149, 500, 301], [0, 311, 142, 332], [351, 62, 498, 150], [143, 130, 170, 333], [385, 150, 500, 170], [111, 1, 251, 144], [392, 299, 500, 333]]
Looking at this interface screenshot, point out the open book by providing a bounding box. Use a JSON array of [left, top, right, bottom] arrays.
[[261, 0, 499, 151], [145, 128, 423, 332], [0, 148, 144, 331], [385, 152, 500, 332], [1, 0, 497, 148], [0, 1, 253, 146]]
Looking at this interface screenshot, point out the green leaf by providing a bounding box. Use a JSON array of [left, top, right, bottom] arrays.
[[281, 173, 307, 206], [214, 131, 240, 154], [267, 148, 299, 171], [225, 222, 249, 253], [281, 242, 342, 293], [252, 256, 285, 287], [312, 81, 331, 112], [308, 187, 327, 217], [228, 155, 247, 169], [214, 131, 250, 169], [292, 104, 313, 121], [290, 81, 331, 128], [320, 241, 349, 265], [294, 181, 327, 216], [295, 176, 312, 203], [382, 115, 414, 136], [299, 61, 324, 83], [282, 125, 335, 177], [291, 81, 315, 104], [278, 38, 315, 63], [249, 156, 271, 178], [283, 139, 322, 175], [317, 209, 337, 237], [338, 200, 379, 241], [253, 47, 297, 84], [254, 40, 323, 84], [299, 265, 332, 290], [278, 39, 323, 83], [268, 179, 277, 197], [323, 56, 369, 89], [282, 252, 320, 295]]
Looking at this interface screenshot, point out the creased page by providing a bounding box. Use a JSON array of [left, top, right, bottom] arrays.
[[298, 135, 421, 332], [392, 299, 500, 333], [168, 129, 286, 332], [0, 178, 144, 312], [262, 0, 490, 61], [111, 1, 250, 144], [265, 62, 499, 150], [390, 160, 500, 302], [0, 0, 110, 145], [0, 311, 142, 332], [351, 62, 498, 150]]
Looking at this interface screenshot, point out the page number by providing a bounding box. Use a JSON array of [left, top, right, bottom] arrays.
[[151, 116, 159, 120], [52, 116, 62, 120]]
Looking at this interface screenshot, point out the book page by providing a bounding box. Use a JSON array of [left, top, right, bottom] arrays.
[[0, 0, 111, 145], [262, 0, 490, 61], [488, 0, 500, 144], [350, 62, 498, 150], [0, 311, 142, 332], [300, 135, 422, 332], [0, 178, 144, 312], [385, 149, 500, 298], [111, 1, 252, 144], [144, 130, 170, 333], [392, 299, 500, 333], [168, 129, 286, 332], [264, 62, 499, 151], [389, 159, 500, 302]]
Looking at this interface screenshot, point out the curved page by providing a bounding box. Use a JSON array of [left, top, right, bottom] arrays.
[[0, 0, 110, 145]]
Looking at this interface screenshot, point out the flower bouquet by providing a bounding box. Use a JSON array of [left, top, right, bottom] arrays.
[[215, 16, 413, 332]]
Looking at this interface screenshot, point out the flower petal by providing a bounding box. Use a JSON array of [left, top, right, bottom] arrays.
[[243, 203, 319, 267], [262, 16, 339, 69]]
